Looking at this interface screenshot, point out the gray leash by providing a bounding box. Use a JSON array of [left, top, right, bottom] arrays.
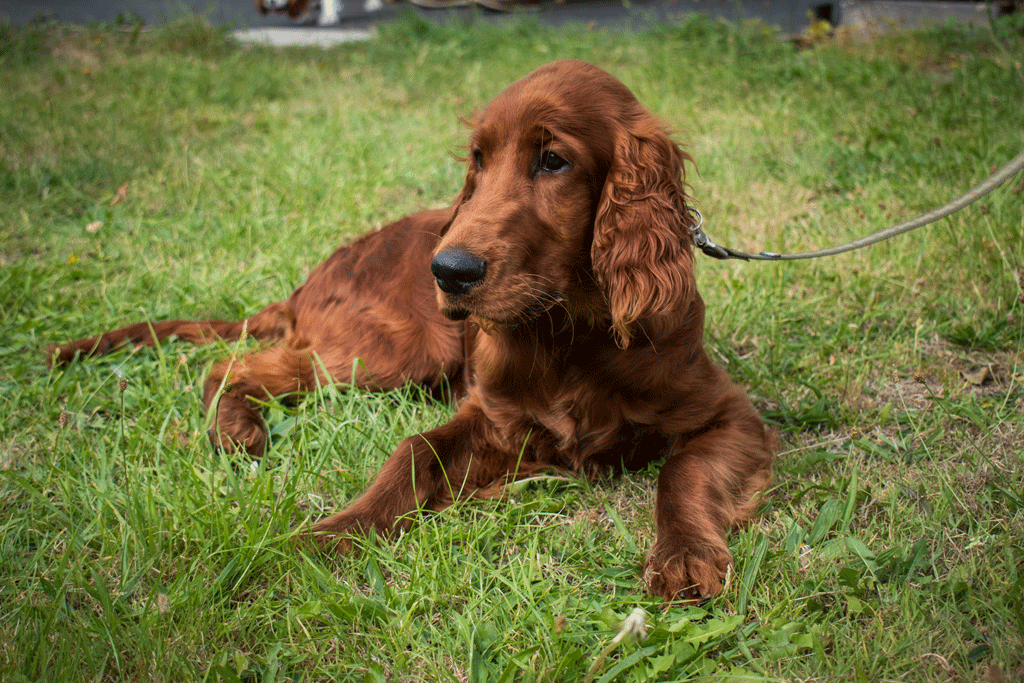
[[689, 147, 1024, 261]]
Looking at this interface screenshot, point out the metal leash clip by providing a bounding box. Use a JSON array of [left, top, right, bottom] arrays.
[[686, 209, 741, 261]]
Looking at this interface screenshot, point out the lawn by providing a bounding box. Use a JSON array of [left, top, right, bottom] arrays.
[[1, 9, 1022, 682]]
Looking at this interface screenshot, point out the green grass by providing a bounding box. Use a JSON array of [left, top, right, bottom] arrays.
[[2, 10, 1023, 682]]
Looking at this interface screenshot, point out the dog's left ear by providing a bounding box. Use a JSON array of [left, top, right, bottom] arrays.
[[592, 120, 697, 349]]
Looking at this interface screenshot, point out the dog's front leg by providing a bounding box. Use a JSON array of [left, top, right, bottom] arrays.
[[643, 391, 774, 602], [310, 399, 523, 549]]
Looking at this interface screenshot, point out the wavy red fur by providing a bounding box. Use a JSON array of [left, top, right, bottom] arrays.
[[52, 60, 774, 601]]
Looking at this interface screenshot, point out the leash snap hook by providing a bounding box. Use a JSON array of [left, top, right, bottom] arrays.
[[687, 209, 739, 260]]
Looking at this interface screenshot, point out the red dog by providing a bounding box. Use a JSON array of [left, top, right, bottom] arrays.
[[53, 60, 774, 601]]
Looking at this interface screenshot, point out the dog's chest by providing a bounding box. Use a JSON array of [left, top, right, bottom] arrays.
[[479, 336, 659, 460]]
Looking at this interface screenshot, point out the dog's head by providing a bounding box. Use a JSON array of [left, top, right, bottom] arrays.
[[432, 60, 698, 348]]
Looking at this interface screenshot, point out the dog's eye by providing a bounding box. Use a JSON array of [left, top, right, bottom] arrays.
[[539, 150, 569, 174], [473, 150, 483, 170]]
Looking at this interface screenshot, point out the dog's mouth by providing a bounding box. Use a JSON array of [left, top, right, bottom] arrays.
[[441, 306, 471, 321], [439, 289, 564, 327]]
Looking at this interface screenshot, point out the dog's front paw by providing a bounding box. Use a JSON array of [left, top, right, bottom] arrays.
[[642, 539, 733, 603], [305, 510, 386, 555], [296, 527, 355, 557]]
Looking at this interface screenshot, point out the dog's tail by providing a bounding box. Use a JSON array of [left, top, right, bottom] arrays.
[[48, 301, 293, 366]]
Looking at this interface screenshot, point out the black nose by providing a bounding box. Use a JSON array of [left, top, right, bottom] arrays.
[[431, 249, 487, 295]]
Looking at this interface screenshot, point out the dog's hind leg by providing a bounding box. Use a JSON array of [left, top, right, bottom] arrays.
[[202, 329, 463, 455]]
